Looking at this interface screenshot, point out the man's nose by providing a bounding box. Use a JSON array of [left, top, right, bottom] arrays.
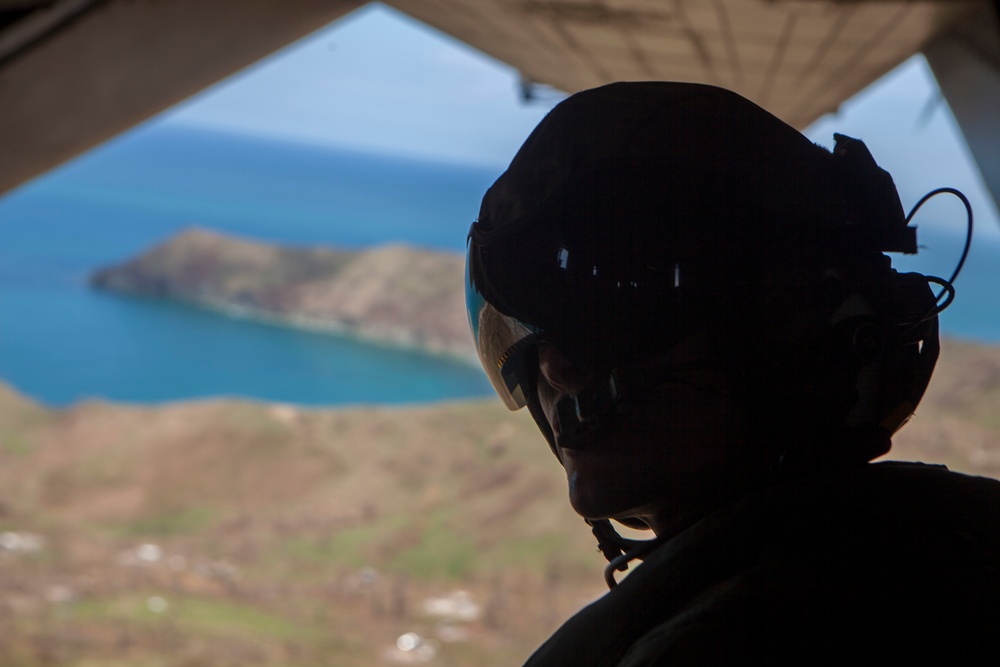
[[537, 344, 594, 393]]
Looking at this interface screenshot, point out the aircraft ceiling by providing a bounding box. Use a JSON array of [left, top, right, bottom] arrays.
[[385, 0, 983, 129], [0, 0, 991, 196]]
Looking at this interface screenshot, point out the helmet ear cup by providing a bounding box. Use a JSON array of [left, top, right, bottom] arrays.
[[830, 310, 885, 367], [842, 272, 940, 436], [825, 277, 885, 367], [849, 319, 885, 365], [884, 273, 941, 433]]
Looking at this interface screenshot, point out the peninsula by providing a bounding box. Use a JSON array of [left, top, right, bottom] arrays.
[[91, 228, 476, 361]]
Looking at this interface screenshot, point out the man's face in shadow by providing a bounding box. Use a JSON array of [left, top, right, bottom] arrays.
[[535, 336, 757, 538]]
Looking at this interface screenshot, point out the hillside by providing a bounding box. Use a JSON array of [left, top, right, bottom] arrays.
[[0, 388, 603, 667], [91, 228, 475, 362], [1, 338, 999, 666]]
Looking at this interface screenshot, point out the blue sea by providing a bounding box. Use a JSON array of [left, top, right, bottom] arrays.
[[1, 123, 999, 407], [0, 124, 499, 407]]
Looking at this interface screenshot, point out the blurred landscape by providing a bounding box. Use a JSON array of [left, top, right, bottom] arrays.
[[0, 387, 600, 666], [1, 338, 999, 666]]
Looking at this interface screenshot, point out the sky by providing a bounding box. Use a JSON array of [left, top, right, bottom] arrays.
[[163, 3, 553, 169], [804, 59, 999, 243], [162, 2, 998, 244]]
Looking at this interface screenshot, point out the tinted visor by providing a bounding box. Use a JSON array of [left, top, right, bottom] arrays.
[[466, 249, 541, 410]]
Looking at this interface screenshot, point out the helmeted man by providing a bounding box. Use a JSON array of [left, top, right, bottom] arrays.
[[466, 82, 1000, 665]]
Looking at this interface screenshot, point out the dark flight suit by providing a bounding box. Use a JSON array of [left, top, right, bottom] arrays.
[[524, 462, 1000, 666]]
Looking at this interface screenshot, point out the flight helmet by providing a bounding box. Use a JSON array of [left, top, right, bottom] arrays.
[[467, 82, 945, 467]]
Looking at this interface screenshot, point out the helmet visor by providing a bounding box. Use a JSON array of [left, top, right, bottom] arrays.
[[466, 247, 540, 410]]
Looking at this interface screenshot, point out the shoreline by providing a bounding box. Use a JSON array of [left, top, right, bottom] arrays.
[[186, 292, 480, 368], [88, 228, 478, 370]]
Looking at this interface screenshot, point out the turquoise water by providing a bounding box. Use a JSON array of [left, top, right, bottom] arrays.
[[1, 122, 998, 407], [0, 123, 497, 406]]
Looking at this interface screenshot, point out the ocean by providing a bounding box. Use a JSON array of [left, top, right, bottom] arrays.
[[1, 123, 998, 407], [0, 124, 498, 406]]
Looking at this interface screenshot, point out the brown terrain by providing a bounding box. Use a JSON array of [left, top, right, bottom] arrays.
[[0, 387, 602, 667], [1, 338, 999, 666], [91, 228, 475, 362]]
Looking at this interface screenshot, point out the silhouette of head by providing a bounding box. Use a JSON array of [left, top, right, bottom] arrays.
[[466, 82, 941, 528]]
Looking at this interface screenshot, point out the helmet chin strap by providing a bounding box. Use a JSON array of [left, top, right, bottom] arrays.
[[587, 518, 668, 589]]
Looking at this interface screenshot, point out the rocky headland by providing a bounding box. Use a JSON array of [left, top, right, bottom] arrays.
[[90, 227, 475, 362]]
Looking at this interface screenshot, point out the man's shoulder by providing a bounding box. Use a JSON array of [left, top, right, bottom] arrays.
[[523, 462, 1000, 667], [738, 460, 1000, 536], [615, 461, 1000, 665], [820, 461, 1000, 542]]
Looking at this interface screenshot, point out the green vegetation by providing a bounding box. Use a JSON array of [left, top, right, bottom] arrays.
[[388, 515, 478, 579], [284, 513, 408, 567], [118, 507, 216, 538], [478, 532, 585, 572], [160, 597, 318, 642], [2, 431, 31, 456]]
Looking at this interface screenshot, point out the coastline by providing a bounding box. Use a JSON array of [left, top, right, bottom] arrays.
[[191, 292, 480, 367], [90, 227, 478, 366]]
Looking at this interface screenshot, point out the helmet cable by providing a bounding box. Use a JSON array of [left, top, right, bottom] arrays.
[[904, 186, 973, 319]]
